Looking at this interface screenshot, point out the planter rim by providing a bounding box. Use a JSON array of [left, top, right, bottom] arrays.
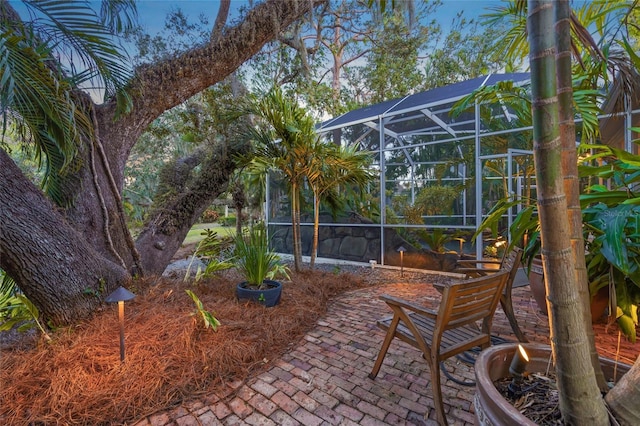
[[237, 279, 282, 289], [474, 343, 632, 426], [474, 343, 547, 426]]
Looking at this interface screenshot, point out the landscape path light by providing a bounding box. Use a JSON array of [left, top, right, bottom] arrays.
[[508, 344, 530, 396], [397, 246, 406, 277], [105, 286, 136, 362]]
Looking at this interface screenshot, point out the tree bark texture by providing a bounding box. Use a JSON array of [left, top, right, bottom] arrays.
[[0, 150, 129, 325], [1, 0, 325, 324], [554, 0, 607, 391], [528, 0, 608, 423], [76, 0, 324, 268], [135, 141, 249, 275]]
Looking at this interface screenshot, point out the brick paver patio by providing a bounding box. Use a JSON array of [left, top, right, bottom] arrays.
[[133, 269, 634, 426]]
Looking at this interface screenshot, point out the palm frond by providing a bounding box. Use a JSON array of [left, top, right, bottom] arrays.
[[1, 0, 136, 204], [26, 0, 133, 106]]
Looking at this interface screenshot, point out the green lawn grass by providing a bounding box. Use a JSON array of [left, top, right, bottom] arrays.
[[183, 223, 236, 245]]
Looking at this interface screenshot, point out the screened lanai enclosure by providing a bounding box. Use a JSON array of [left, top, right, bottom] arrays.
[[265, 73, 640, 270]]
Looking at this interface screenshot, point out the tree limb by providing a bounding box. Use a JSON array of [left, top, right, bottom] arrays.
[[210, 0, 231, 43]]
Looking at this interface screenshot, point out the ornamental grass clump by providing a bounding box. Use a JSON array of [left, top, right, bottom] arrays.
[[234, 223, 289, 289]]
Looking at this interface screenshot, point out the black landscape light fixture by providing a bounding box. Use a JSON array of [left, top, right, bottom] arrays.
[[508, 344, 530, 396], [397, 246, 406, 277], [105, 286, 136, 362]]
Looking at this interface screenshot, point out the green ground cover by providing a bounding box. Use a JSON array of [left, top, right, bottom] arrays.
[[183, 223, 236, 245]]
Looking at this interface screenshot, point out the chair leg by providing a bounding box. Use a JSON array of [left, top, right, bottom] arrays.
[[430, 355, 447, 426], [500, 295, 529, 343], [369, 316, 400, 379]]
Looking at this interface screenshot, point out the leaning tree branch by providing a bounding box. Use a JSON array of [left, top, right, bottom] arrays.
[[119, 0, 326, 139], [136, 137, 251, 275]]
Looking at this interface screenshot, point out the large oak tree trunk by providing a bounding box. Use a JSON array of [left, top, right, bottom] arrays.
[[0, 0, 325, 325], [0, 150, 129, 325]]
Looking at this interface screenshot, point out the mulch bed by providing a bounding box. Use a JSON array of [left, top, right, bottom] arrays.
[[0, 266, 374, 425], [1, 257, 637, 425]]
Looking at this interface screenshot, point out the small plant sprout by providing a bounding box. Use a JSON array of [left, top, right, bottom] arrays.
[[185, 290, 221, 331]]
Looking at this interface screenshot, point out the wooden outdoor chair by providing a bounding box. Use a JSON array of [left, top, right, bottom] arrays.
[[368, 270, 509, 426], [454, 247, 528, 342]]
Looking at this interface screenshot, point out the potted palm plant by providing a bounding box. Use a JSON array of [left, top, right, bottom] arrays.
[[234, 223, 290, 307]]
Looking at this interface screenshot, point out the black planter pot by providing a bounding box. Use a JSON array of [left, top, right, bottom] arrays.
[[236, 279, 282, 307]]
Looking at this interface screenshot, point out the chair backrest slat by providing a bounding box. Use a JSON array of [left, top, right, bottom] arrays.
[[502, 247, 523, 288], [438, 270, 509, 329]]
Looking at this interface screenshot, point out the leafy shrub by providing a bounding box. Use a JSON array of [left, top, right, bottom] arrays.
[[185, 290, 220, 331], [185, 230, 234, 282], [220, 215, 236, 227], [0, 270, 51, 340], [200, 209, 220, 223]]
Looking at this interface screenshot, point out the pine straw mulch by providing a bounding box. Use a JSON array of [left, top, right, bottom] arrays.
[[0, 267, 370, 426]]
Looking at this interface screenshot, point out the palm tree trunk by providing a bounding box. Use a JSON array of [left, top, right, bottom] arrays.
[[554, 0, 608, 392], [290, 182, 302, 271], [605, 357, 640, 423], [311, 193, 320, 269], [528, 0, 608, 423]]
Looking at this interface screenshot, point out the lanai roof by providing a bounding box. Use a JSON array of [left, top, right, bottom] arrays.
[[318, 73, 531, 135]]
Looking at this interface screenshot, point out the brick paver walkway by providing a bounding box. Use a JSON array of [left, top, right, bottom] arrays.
[[133, 272, 558, 426]]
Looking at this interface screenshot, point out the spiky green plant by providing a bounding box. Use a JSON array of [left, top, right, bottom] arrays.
[[234, 223, 289, 288]]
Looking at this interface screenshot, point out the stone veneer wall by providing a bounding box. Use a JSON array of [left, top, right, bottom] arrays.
[[269, 213, 459, 272]]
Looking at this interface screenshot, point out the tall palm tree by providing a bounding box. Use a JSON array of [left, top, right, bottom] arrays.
[[306, 141, 376, 269], [528, 0, 608, 422], [233, 87, 317, 271], [555, 0, 608, 391], [484, 0, 640, 117]]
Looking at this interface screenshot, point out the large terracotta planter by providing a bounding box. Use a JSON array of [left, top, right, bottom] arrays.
[[474, 343, 630, 426], [528, 256, 611, 321], [528, 256, 547, 315]]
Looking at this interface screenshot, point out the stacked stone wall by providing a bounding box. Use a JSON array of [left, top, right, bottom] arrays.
[[269, 213, 458, 271]]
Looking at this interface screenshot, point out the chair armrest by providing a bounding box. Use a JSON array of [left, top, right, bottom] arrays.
[[379, 294, 437, 318], [454, 267, 496, 276], [456, 259, 501, 266], [431, 281, 446, 293]]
